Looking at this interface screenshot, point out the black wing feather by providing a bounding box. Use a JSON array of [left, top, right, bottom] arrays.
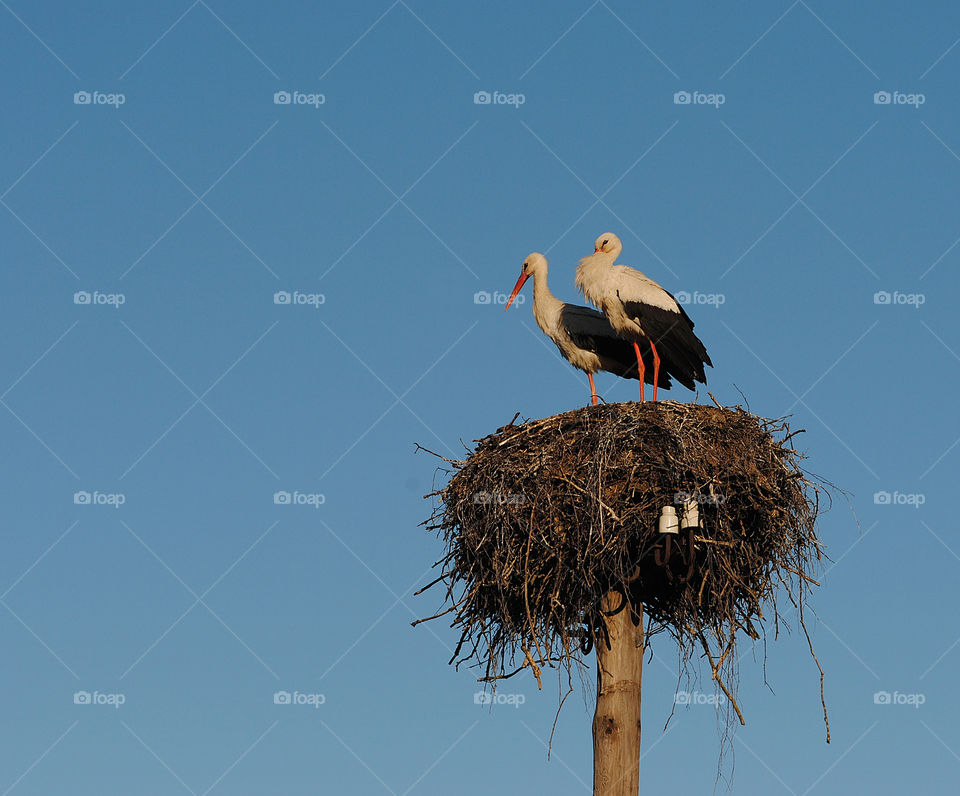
[[560, 304, 672, 388], [619, 298, 712, 389]]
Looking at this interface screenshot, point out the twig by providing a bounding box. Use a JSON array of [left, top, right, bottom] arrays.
[[698, 632, 746, 726], [799, 599, 831, 743], [523, 505, 545, 690], [413, 573, 448, 596], [413, 443, 462, 464], [557, 475, 621, 522], [781, 566, 820, 587], [521, 644, 543, 690], [410, 603, 458, 626]]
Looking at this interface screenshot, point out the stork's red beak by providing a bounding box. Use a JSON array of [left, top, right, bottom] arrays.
[[594, 246, 600, 253], [504, 273, 529, 311]]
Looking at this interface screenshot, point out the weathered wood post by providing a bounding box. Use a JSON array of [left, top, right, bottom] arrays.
[[593, 591, 643, 796]]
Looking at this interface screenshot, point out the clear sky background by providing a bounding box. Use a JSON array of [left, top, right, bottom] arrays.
[[1, 1, 958, 793]]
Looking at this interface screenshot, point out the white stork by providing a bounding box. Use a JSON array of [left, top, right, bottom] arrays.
[[504, 252, 670, 405], [575, 233, 712, 401]]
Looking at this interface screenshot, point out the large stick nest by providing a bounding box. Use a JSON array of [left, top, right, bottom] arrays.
[[419, 401, 828, 736]]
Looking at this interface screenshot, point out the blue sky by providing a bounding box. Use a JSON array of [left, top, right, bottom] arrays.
[[1, 1, 958, 792]]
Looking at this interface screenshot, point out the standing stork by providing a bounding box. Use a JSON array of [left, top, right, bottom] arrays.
[[504, 252, 670, 405], [576, 233, 712, 401]]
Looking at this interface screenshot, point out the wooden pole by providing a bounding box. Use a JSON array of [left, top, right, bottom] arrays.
[[592, 591, 643, 796]]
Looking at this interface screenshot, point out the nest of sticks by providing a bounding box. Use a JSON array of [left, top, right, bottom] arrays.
[[417, 401, 829, 737]]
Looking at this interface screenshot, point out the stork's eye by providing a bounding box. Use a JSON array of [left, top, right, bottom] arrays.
[[602, 239, 609, 246]]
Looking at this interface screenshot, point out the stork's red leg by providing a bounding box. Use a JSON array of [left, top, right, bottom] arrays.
[[588, 372, 598, 406], [648, 338, 661, 402], [633, 342, 645, 402]]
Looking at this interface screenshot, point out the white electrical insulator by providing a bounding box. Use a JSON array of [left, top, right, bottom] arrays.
[[681, 498, 700, 531], [659, 505, 679, 534]]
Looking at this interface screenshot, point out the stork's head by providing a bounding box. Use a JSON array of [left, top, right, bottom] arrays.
[[520, 252, 547, 276], [593, 232, 622, 257], [504, 252, 547, 311]]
